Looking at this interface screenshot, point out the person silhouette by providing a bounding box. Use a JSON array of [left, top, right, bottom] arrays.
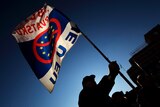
[[111, 91, 130, 107], [78, 61, 120, 107]]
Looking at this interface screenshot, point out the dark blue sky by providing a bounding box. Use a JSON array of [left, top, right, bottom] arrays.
[[1, 0, 160, 107]]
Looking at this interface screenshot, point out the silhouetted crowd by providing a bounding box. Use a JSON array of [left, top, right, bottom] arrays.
[[78, 61, 160, 107]]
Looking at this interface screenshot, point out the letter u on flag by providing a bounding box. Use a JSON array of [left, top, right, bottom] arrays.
[[12, 4, 81, 93]]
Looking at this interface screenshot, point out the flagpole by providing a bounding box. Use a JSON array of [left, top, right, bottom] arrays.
[[81, 32, 135, 89]]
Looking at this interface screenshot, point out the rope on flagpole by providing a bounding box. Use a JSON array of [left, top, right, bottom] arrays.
[[81, 32, 135, 89]]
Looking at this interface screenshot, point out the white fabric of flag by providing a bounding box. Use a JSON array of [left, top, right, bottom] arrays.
[[12, 4, 81, 92]]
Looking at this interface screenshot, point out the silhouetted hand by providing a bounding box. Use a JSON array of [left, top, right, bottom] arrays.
[[109, 61, 120, 77]]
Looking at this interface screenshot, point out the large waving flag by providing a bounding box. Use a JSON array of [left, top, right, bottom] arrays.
[[12, 4, 81, 92]]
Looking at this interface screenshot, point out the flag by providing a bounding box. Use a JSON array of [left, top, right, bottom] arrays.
[[12, 4, 81, 93]]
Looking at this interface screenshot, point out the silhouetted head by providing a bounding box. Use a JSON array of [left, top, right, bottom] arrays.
[[112, 91, 126, 103], [82, 75, 96, 89]]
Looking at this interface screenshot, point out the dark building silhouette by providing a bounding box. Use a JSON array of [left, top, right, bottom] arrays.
[[127, 24, 160, 87]]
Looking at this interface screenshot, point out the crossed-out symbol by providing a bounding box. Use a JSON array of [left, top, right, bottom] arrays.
[[33, 18, 62, 64]]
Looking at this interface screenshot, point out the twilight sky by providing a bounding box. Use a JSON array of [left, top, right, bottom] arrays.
[[1, 0, 160, 107]]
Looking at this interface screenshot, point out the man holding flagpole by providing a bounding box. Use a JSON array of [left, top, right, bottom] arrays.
[[78, 61, 120, 107]]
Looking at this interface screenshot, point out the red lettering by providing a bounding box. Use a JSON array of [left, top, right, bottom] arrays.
[[17, 15, 49, 36], [37, 23, 43, 30], [29, 13, 36, 20], [26, 25, 33, 33], [22, 27, 28, 35], [38, 7, 45, 17], [16, 29, 22, 35], [45, 16, 49, 22], [31, 24, 37, 32], [40, 20, 46, 26], [24, 7, 48, 25]]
